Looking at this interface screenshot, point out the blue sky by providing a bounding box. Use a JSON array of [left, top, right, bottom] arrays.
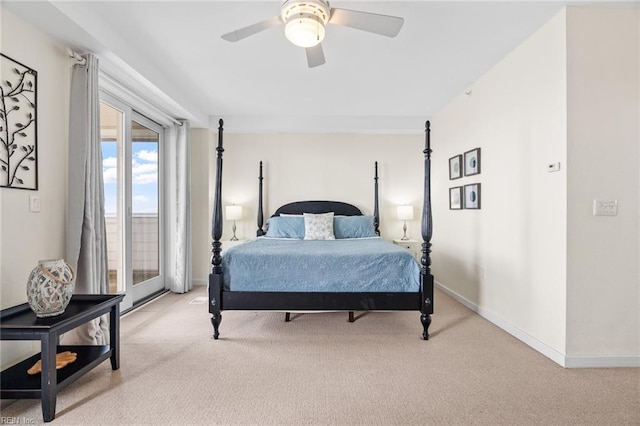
[[102, 141, 158, 215]]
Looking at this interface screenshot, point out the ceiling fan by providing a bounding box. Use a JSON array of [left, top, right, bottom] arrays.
[[221, 0, 404, 68]]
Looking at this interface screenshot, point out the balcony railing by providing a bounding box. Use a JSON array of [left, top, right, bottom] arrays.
[[105, 214, 159, 291]]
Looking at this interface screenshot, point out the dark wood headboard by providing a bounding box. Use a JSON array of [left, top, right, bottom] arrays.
[[273, 201, 363, 217], [256, 162, 380, 236]]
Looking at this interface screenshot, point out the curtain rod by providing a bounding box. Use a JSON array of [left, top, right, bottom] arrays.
[[66, 47, 87, 65], [67, 47, 185, 127], [99, 70, 184, 127]]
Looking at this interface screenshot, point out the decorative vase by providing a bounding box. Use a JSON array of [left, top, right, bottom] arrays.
[[26, 259, 76, 318]]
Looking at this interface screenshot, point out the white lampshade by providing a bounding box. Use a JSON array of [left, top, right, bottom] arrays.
[[225, 205, 242, 221], [397, 205, 414, 221], [284, 15, 325, 48]]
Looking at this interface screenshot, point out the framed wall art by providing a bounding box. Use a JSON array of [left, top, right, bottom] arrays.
[[449, 186, 463, 210], [1, 53, 38, 190], [464, 183, 481, 209], [449, 154, 462, 180], [463, 147, 481, 177]]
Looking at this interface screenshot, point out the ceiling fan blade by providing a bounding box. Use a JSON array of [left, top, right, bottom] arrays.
[[306, 44, 326, 68], [221, 15, 282, 42], [329, 8, 404, 37]]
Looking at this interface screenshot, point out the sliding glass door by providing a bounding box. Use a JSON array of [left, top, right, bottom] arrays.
[[100, 95, 165, 311]]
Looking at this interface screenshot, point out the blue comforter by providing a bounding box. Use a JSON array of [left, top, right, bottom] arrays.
[[222, 237, 420, 292]]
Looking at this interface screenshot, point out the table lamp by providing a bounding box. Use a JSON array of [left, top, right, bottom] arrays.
[[397, 205, 414, 241], [225, 205, 243, 241]]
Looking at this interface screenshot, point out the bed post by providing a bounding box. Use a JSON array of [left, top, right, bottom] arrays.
[[373, 161, 380, 235], [420, 120, 434, 340], [209, 119, 224, 339], [257, 161, 265, 236]]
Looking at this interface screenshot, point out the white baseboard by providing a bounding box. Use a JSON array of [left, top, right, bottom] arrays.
[[564, 356, 640, 368], [435, 281, 640, 369], [192, 279, 208, 286]]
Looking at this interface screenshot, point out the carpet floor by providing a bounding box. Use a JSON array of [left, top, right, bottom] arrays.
[[2, 286, 638, 425]]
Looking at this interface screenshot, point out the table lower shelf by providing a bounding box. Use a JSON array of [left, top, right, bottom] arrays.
[[0, 345, 111, 399]]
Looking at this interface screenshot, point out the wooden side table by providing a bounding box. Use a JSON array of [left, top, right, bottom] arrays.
[[0, 294, 125, 422], [393, 238, 421, 262]]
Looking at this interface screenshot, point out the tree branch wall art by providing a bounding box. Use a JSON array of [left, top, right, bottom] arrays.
[[1, 53, 38, 190]]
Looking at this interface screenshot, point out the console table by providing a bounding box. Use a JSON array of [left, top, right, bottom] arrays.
[[0, 294, 124, 422]]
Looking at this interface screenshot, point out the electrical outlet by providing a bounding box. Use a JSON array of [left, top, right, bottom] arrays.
[[593, 200, 618, 216], [29, 194, 40, 213]]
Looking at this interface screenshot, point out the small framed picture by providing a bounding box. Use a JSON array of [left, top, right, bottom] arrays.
[[464, 183, 481, 209], [449, 186, 463, 210], [449, 155, 462, 180], [464, 148, 481, 176]]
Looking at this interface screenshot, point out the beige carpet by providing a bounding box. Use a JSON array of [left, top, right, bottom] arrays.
[[2, 286, 638, 425]]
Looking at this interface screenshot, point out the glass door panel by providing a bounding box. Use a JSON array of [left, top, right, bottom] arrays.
[[131, 120, 159, 286], [100, 102, 124, 296], [130, 113, 164, 302], [100, 96, 165, 312]]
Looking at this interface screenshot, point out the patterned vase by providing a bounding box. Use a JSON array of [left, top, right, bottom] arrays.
[[26, 259, 76, 318]]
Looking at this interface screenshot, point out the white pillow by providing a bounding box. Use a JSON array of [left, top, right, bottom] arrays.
[[303, 212, 335, 240]]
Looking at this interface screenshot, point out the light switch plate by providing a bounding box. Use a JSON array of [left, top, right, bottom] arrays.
[[29, 194, 40, 212], [593, 200, 617, 216]]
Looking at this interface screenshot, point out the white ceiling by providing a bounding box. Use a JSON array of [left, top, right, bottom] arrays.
[[3, 1, 630, 133]]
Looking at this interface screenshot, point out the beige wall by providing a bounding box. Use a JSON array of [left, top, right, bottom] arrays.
[[565, 8, 639, 360], [220, 132, 424, 239], [432, 9, 569, 356], [191, 131, 426, 282], [191, 130, 424, 284], [432, 7, 639, 366], [0, 7, 70, 368]]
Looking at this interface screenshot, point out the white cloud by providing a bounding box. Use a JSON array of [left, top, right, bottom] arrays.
[[136, 150, 157, 162], [133, 163, 157, 174], [132, 162, 157, 184], [103, 167, 117, 183], [134, 173, 157, 184], [102, 156, 118, 183], [103, 156, 117, 168]]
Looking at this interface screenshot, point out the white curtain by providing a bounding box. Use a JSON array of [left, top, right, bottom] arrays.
[[168, 120, 192, 293], [64, 54, 110, 345]]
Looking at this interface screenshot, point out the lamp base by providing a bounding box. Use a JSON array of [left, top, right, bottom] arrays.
[[230, 221, 239, 241], [400, 221, 409, 241]]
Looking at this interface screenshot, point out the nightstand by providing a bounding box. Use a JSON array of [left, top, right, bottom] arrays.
[[392, 239, 421, 262]]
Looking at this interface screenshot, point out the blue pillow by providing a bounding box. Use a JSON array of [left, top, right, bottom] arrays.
[[265, 216, 305, 239], [334, 215, 377, 239]]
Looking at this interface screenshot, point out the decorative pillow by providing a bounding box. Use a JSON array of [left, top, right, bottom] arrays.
[[334, 215, 377, 239], [303, 212, 335, 240], [265, 216, 305, 239]]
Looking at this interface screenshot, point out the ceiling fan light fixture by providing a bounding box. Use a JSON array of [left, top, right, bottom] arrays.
[[285, 14, 325, 48], [281, 0, 330, 48]]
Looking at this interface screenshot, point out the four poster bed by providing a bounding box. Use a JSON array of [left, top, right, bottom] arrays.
[[208, 119, 434, 340]]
